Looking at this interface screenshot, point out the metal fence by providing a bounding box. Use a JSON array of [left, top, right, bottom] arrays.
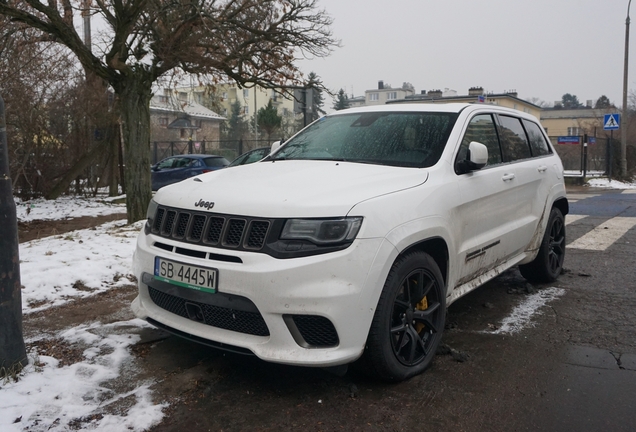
[[151, 139, 281, 164], [549, 135, 621, 178]]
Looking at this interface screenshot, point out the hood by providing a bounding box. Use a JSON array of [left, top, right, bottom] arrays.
[[154, 160, 429, 217]]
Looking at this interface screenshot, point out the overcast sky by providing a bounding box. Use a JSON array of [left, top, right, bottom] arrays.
[[299, 0, 635, 108]]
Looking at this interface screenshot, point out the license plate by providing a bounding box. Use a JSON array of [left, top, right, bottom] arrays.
[[154, 257, 218, 293]]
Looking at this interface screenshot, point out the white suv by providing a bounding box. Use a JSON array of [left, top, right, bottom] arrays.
[[132, 103, 568, 381]]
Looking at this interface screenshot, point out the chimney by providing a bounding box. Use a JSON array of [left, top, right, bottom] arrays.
[[506, 89, 518, 97], [427, 89, 443, 98], [468, 86, 484, 96], [421, 90, 427, 95], [378, 80, 384, 90]]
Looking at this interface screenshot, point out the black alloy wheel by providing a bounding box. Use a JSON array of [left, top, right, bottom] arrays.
[[520, 207, 566, 283], [364, 251, 446, 381], [391, 268, 442, 366], [547, 212, 566, 275]]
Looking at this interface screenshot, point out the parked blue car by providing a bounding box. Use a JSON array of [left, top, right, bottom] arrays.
[[151, 154, 229, 191]]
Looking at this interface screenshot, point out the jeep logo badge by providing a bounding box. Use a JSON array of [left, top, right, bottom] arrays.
[[195, 199, 215, 210]]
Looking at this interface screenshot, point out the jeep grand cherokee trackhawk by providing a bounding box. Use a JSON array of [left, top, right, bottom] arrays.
[[132, 103, 568, 381]]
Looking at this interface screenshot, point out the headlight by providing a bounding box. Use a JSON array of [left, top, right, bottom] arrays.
[[144, 199, 159, 234], [281, 217, 362, 245], [146, 199, 159, 221]]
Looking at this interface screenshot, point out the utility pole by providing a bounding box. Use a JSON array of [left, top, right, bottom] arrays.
[[0, 94, 28, 375], [622, 0, 632, 177], [254, 87, 258, 147], [81, 0, 91, 49]]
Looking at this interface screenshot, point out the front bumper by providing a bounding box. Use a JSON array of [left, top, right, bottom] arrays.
[[132, 229, 394, 366]]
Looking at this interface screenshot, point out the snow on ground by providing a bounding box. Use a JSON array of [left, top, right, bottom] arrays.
[[2, 195, 166, 432], [586, 177, 636, 189], [488, 287, 566, 334], [19, 219, 143, 313], [15, 195, 126, 222], [0, 319, 165, 432]]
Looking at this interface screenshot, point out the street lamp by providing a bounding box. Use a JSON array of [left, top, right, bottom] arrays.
[[622, 0, 632, 178]]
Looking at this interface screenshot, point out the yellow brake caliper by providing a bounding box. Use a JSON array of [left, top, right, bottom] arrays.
[[415, 296, 428, 333]]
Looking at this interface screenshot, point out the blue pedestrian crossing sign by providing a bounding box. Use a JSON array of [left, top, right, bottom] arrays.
[[603, 113, 620, 130]]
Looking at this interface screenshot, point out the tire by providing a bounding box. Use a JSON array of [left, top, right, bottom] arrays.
[[519, 207, 566, 283], [363, 251, 446, 382]]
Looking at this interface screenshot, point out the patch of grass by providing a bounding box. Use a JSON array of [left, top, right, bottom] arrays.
[[72, 280, 96, 292], [1, 360, 26, 384]]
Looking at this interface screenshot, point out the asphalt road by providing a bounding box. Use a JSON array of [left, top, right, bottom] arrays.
[[144, 187, 636, 432]]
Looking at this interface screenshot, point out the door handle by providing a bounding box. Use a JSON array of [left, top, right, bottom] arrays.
[[537, 165, 548, 172], [502, 173, 515, 181]]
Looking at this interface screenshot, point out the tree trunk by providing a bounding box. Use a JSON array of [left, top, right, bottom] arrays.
[[117, 77, 153, 223], [0, 94, 27, 374]]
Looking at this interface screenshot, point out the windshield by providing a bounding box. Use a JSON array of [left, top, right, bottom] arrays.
[[271, 111, 458, 168]]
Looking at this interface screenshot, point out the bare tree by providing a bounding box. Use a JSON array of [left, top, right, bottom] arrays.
[[0, 0, 337, 222], [527, 97, 550, 108], [0, 20, 84, 197]]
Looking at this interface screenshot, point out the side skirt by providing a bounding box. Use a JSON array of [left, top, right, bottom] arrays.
[[446, 253, 528, 306]]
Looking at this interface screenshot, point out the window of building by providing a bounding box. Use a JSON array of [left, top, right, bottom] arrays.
[[567, 127, 581, 136], [159, 96, 168, 103], [180, 129, 187, 138], [243, 89, 249, 98], [159, 117, 169, 126], [243, 105, 249, 115], [369, 93, 379, 101], [387, 92, 397, 100], [222, 92, 228, 100], [178, 92, 187, 101]]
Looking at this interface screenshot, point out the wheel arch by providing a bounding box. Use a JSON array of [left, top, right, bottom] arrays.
[[398, 237, 449, 289], [553, 197, 569, 216]]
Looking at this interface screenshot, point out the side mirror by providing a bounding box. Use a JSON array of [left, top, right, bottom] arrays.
[[151, 164, 158, 172], [270, 140, 281, 155], [468, 141, 488, 168], [456, 141, 488, 174]]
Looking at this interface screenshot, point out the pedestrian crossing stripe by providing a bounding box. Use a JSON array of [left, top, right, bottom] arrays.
[[567, 194, 600, 200], [567, 216, 635, 251], [566, 214, 586, 225]]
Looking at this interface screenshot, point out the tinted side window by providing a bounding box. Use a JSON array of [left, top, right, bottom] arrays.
[[156, 158, 175, 169], [522, 119, 551, 156], [174, 158, 191, 168], [498, 115, 531, 162], [457, 114, 502, 167]]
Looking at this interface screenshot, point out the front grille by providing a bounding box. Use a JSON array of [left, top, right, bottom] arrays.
[[151, 205, 271, 252], [148, 287, 270, 336], [189, 215, 206, 241], [175, 213, 190, 238], [290, 315, 339, 347]]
